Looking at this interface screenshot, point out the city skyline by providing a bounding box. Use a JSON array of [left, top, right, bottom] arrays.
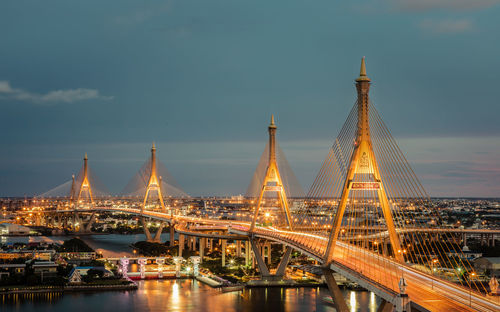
[[1, 1, 500, 197]]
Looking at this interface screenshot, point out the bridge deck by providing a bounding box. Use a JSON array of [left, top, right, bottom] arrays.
[[51, 207, 499, 312]]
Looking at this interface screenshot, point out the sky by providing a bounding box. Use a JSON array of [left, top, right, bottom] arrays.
[[1, 0, 499, 197]]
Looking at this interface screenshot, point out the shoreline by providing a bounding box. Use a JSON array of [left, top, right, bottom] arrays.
[[0, 283, 138, 295]]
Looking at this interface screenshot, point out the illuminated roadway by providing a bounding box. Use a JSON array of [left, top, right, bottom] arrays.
[[49, 206, 499, 312]]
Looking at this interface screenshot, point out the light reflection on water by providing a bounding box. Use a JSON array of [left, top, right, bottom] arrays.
[[2, 235, 380, 311], [1, 280, 380, 312]]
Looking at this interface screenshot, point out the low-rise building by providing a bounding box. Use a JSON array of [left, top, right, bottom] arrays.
[[31, 261, 58, 276], [474, 257, 500, 277], [67, 267, 82, 284], [0, 264, 26, 279], [0, 223, 34, 235]]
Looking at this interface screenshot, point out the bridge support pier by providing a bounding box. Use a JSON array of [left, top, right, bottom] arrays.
[[141, 217, 153, 242], [236, 241, 242, 257], [249, 238, 270, 277], [222, 239, 226, 267], [73, 212, 81, 231], [199, 238, 205, 262], [248, 239, 292, 280], [322, 268, 350, 312], [153, 222, 165, 242], [178, 234, 185, 257], [83, 212, 97, 232], [275, 247, 292, 277], [245, 241, 250, 266], [377, 300, 395, 312], [140, 217, 164, 242], [169, 225, 175, 246]]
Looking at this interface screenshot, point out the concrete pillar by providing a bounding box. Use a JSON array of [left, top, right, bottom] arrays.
[[84, 212, 97, 232], [222, 239, 226, 267], [276, 246, 292, 277], [245, 241, 250, 266], [323, 268, 349, 312], [140, 217, 153, 242], [199, 237, 205, 262], [169, 225, 175, 246], [266, 242, 271, 265], [377, 299, 395, 312], [250, 239, 270, 277], [236, 241, 242, 257], [178, 234, 185, 257]]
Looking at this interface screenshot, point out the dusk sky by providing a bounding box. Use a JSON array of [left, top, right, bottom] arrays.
[[1, 0, 499, 197]]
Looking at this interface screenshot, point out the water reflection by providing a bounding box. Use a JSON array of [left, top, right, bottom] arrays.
[[1, 280, 381, 312]]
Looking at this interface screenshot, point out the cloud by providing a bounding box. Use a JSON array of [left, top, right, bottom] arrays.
[[0, 80, 113, 104], [393, 0, 500, 12], [419, 18, 475, 34]]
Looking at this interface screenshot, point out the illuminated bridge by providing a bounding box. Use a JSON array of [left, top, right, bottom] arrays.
[[26, 58, 500, 312]]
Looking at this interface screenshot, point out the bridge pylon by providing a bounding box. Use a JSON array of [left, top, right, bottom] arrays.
[[71, 154, 95, 209], [323, 58, 403, 264], [249, 115, 294, 232], [141, 143, 167, 213], [141, 143, 167, 242], [246, 116, 296, 281], [72, 153, 97, 232]]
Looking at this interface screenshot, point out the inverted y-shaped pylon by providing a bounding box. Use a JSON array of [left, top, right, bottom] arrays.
[[71, 153, 94, 209], [142, 142, 166, 213], [324, 58, 403, 263], [250, 115, 294, 232]]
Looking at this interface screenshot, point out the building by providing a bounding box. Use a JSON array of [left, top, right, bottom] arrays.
[[59, 252, 97, 261], [447, 245, 483, 261], [0, 223, 33, 235], [67, 267, 82, 284], [474, 257, 500, 277], [31, 261, 58, 277], [0, 264, 26, 279], [74, 266, 113, 277], [0, 250, 55, 261]]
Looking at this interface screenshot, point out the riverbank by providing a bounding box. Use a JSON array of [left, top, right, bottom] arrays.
[[0, 279, 381, 312], [0, 282, 138, 295]]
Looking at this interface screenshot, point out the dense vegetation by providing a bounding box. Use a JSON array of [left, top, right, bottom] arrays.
[[61, 238, 94, 252]]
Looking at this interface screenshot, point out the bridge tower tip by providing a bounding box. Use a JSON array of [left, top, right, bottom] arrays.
[[356, 56, 371, 82], [269, 114, 276, 129]]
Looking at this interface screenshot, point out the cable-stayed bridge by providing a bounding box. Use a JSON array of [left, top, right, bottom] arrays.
[[27, 59, 500, 312]]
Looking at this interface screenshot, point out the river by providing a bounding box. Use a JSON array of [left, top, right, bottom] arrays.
[[1, 234, 381, 311]]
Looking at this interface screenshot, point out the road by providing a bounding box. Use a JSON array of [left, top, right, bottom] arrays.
[[52, 206, 500, 312]]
